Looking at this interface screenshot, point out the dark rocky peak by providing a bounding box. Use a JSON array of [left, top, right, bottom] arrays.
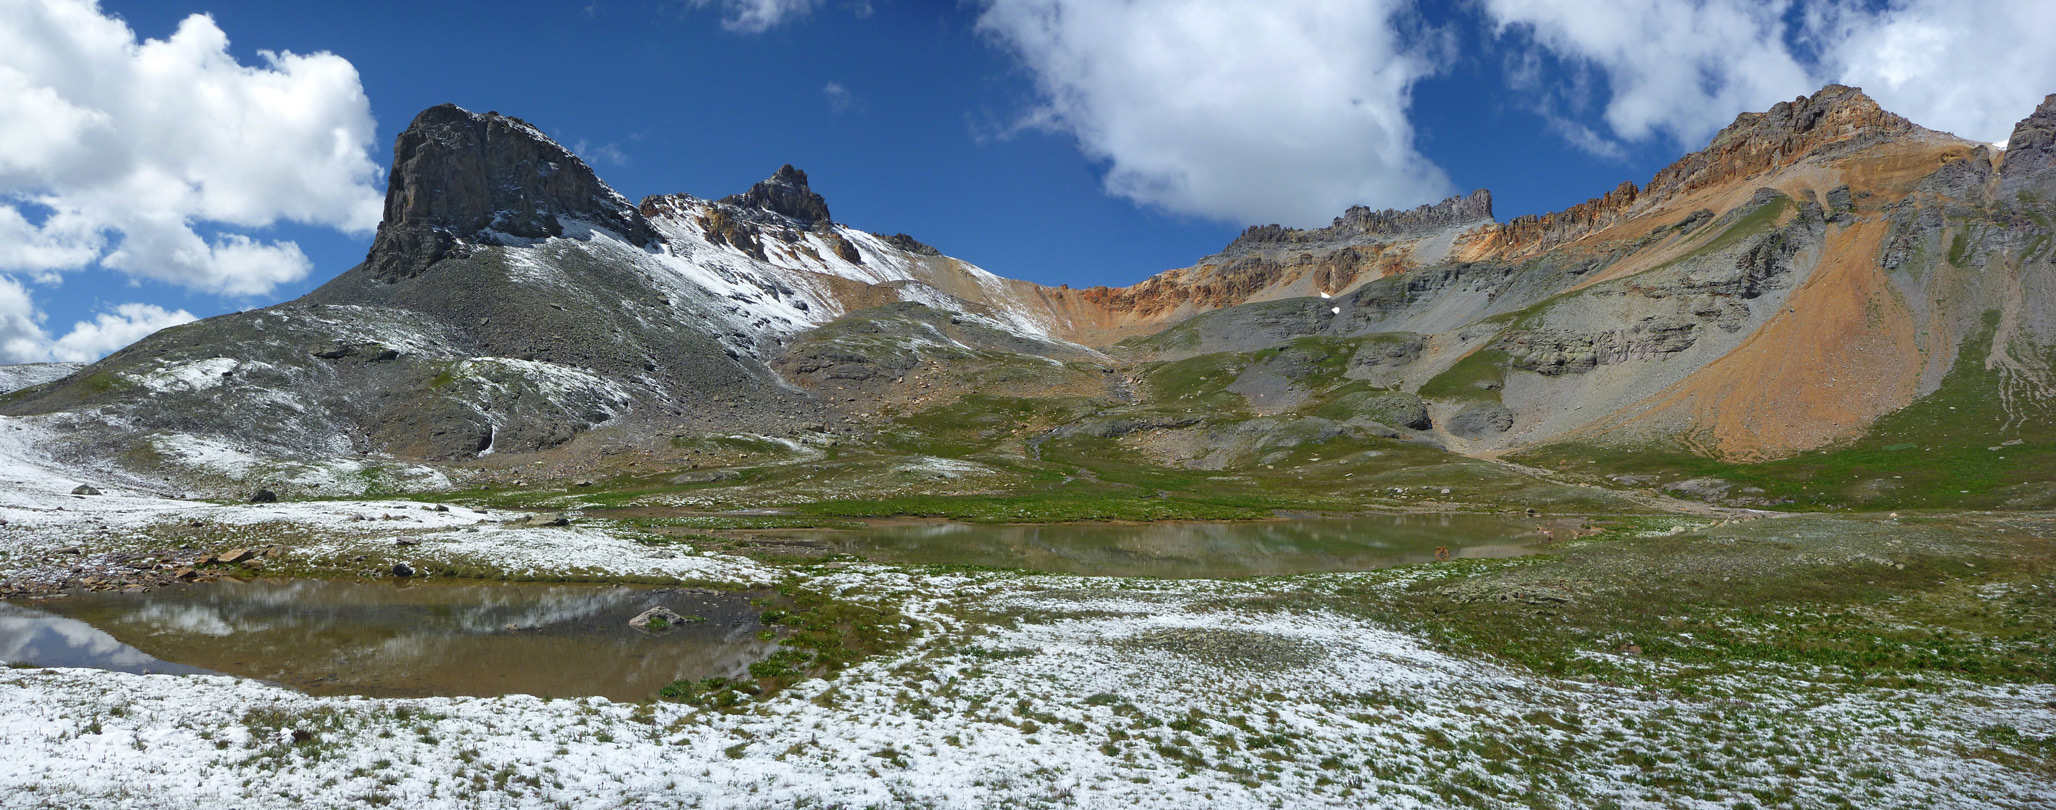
[[2000, 94, 2056, 201], [1331, 189, 1495, 236], [878, 232, 941, 257], [1219, 189, 1494, 256], [719, 164, 832, 225], [1645, 84, 1917, 201], [366, 104, 651, 283]]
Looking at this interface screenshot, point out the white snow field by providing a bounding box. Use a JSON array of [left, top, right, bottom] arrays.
[[1, 561, 2052, 808]]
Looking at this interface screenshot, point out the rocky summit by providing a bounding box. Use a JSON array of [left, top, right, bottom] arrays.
[[5, 84, 2056, 512]]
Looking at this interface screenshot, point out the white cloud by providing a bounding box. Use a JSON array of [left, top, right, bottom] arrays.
[[823, 82, 857, 113], [0, 277, 48, 363], [1482, 0, 1812, 148], [0, 0, 382, 297], [1812, 0, 2056, 145], [0, 277, 190, 363], [682, 0, 823, 33], [572, 139, 630, 167], [977, 0, 1454, 227], [1484, 0, 2056, 150], [48, 302, 195, 363]]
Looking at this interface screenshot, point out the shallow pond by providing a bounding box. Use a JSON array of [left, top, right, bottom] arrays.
[[769, 513, 1547, 578], [3, 580, 771, 701]]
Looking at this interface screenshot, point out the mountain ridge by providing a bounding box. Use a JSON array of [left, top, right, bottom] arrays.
[[4, 84, 2054, 512]]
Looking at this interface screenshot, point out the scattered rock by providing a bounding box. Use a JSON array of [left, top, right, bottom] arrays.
[[249, 489, 279, 504], [70, 484, 100, 496], [629, 606, 685, 630], [212, 548, 257, 565], [1663, 477, 1734, 502]]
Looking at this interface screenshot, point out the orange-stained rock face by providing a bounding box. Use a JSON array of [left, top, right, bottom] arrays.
[[1039, 86, 1933, 341]]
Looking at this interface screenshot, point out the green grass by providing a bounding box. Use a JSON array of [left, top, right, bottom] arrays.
[[1678, 193, 1794, 261], [1295, 514, 2056, 690], [1417, 348, 1509, 402], [659, 577, 914, 709]]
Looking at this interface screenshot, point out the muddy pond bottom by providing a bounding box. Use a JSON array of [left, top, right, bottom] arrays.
[[3, 580, 772, 701], [767, 513, 1549, 578]]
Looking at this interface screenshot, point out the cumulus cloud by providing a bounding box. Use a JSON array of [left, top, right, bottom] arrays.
[[1813, 0, 2056, 145], [681, 0, 824, 33], [1481, 0, 1812, 148], [48, 302, 196, 363], [0, 0, 382, 296], [0, 277, 48, 363], [0, 277, 191, 363], [977, 0, 1454, 227], [1484, 0, 2056, 151]]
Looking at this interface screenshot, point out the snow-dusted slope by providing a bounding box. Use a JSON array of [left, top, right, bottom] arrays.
[[634, 189, 1073, 343]]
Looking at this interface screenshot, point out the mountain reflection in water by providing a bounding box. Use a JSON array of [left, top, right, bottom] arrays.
[[19, 580, 773, 701]]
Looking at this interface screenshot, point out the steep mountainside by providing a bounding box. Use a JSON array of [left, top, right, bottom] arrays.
[[0, 106, 1105, 489], [4, 87, 2054, 511], [1112, 87, 2056, 477]]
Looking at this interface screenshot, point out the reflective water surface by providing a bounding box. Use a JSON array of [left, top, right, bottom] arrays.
[[777, 514, 1546, 578], [8, 580, 772, 701]]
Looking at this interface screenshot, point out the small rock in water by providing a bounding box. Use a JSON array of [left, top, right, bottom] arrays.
[[629, 606, 685, 630], [249, 489, 278, 504], [70, 484, 101, 496], [391, 562, 415, 577]]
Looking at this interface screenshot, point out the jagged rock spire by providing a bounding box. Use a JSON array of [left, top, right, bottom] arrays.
[[2001, 94, 2056, 201], [365, 104, 651, 283], [720, 164, 832, 225]]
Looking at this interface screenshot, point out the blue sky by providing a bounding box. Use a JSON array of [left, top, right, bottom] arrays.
[[4, 0, 2055, 362]]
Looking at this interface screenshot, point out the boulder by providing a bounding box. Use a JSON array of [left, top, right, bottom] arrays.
[[249, 489, 279, 504], [1663, 477, 1734, 502], [212, 548, 257, 565], [522, 512, 571, 528], [70, 484, 100, 496], [391, 562, 415, 577], [1444, 402, 1514, 438], [630, 606, 685, 630]]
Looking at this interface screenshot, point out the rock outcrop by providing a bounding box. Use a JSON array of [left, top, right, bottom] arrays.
[[2001, 94, 2056, 201], [366, 105, 651, 283], [1467, 85, 1915, 258], [719, 164, 832, 225], [1221, 190, 1494, 255], [1645, 84, 1918, 200]]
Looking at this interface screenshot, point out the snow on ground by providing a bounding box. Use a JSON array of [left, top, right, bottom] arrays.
[[0, 417, 2048, 806], [0, 413, 766, 587], [0, 567, 2050, 809], [0, 363, 82, 395], [133, 357, 246, 394]]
